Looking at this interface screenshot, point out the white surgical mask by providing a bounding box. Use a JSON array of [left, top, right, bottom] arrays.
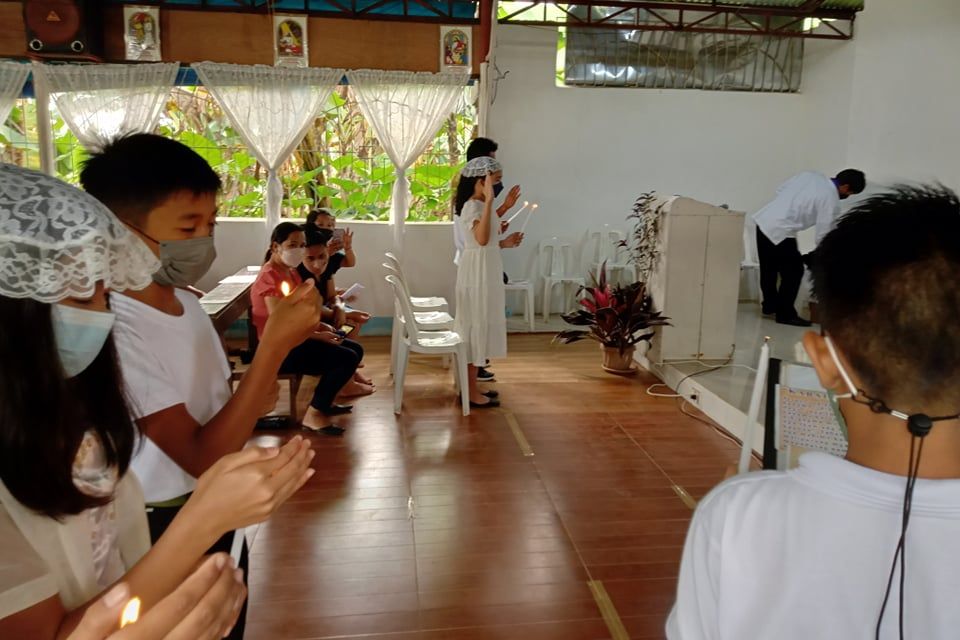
[[280, 247, 305, 268], [52, 304, 115, 377]]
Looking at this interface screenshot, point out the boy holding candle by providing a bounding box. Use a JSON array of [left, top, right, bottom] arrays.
[[80, 134, 322, 639]]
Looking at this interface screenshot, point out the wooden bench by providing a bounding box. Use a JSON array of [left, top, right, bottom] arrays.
[[202, 266, 302, 423]]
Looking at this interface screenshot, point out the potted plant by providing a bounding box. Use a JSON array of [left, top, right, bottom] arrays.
[[554, 262, 670, 374]]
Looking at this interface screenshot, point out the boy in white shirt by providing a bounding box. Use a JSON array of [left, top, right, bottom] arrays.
[[668, 184, 960, 639], [80, 134, 321, 639]]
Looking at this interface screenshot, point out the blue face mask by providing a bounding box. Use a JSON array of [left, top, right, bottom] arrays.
[[51, 304, 116, 378], [493, 182, 505, 198]]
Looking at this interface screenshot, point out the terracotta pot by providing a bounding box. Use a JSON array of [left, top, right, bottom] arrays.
[[601, 345, 637, 374]]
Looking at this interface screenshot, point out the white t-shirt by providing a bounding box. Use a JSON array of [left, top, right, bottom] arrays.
[[111, 289, 232, 503], [752, 171, 840, 245], [666, 452, 960, 639]]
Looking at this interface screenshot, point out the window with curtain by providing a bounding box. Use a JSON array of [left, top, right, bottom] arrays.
[[2, 83, 476, 221]]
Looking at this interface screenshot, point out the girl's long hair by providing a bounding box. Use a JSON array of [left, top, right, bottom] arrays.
[[455, 175, 482, 216], [0, 296, 137, 518]]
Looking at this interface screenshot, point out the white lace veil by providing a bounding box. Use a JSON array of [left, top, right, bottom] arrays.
[[461, 156, 502, 178], [0, 163, 160, 303]]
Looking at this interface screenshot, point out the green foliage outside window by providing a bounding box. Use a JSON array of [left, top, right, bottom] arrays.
[[0, 85, 476, 222]]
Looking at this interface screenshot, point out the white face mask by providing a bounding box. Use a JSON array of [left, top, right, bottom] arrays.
[[51, 304, 116, 378], [280, 247, 305, 269]]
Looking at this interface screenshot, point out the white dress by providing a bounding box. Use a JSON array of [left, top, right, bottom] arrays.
[[454, 199, 507, 366]]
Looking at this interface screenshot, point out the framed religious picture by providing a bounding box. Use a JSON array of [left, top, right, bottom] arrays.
[[123, 5, 161, 61], [440, 26, 471, 71], [274, 15, 308, 67]]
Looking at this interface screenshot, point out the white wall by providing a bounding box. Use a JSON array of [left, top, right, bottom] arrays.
[[488, 26, 856, 294], [199, 219, 456, 318], [845, 0, 960, 187]]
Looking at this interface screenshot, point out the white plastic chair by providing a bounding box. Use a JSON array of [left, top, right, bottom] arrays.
[[383, 262, 455, 374], [386, 275, 470, 417], [741, 222, 762, 302], [585, 225, 636, 285], [539, 238, 585, 323], [385, 252, 448, 311], [504, 278, 535, 332]]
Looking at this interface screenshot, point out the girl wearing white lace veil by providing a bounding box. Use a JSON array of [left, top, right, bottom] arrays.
[[0, 164, 314, 639], [453, 157, 524, 408]]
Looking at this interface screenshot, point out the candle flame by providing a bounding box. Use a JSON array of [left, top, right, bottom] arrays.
[[531, 203, 539, 210], [120, 597, 141, 628], [280, 281, 291, 297]]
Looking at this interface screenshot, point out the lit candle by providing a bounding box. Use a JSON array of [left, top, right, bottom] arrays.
[[506, 201, 530, 224], [280, 281, 291, 297], [519, 204, 539, 235], [120, 597, 141, 628]]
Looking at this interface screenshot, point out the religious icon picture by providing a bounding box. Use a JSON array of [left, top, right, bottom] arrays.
[[274, 15, 309, 67], [123, 5, 161, 62], [440, 26, 471, 71]]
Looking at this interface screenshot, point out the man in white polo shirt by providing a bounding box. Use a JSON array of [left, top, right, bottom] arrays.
[[753, 168, 865, 326]]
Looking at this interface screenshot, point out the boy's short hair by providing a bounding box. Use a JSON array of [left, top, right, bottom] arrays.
[[812, 184, 960, 412], [466, 137, 498, 160], [80, 134, 221, 225], [306, 208, 335, 227], [303, 225, 332, 248], [835, 168, 866, 194]]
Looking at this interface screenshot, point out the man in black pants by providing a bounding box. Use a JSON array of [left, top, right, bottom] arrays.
[[752, 169, 865, 326]]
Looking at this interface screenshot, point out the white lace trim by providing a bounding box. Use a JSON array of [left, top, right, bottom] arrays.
[[0, 163, 160, 302]]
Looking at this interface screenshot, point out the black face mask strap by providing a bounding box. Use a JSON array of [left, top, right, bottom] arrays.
[[875, 412, 957, 640]]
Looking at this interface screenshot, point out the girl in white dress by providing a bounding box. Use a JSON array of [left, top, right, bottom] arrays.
[[454, 157, 524, 408]]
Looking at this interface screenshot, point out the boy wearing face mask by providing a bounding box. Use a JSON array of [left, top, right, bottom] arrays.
[[80, 135, 321, 640], [667, 185, 960, 639]]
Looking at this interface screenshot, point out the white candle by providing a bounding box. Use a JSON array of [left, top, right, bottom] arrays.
[[506, 201, 530, 225], [519, 204, 539, 235]]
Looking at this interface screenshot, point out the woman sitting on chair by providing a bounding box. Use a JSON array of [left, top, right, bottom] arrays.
[[250, 222, 363, 435]]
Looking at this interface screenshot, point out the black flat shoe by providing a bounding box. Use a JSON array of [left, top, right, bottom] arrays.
[[301, 424, 345, 436], [776, 315, 813, 327], [477, 367, 496, 381], [483, 390, 499, 399], [470, 398, 501, 408], [323, 403, 354, 416]]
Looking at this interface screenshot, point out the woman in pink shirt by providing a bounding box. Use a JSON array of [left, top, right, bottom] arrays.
[[251, 223, 359, 435]]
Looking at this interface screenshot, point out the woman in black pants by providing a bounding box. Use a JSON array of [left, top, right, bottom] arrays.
[[250, 223, 361, 435]]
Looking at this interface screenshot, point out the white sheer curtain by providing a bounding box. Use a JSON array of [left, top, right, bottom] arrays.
[[346, 70, 469, 255], [194, 63, 344, 232], [32, 62, 179, 151], [0, 62, 29, 126]]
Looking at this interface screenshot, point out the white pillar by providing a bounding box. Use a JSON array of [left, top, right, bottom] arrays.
[[33, 70, 55, 176]]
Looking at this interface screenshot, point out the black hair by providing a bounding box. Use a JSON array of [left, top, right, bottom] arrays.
[[835, 168, 867, 194], [466, 138, 498, 160], [80, 134, 221, 226], [455, 175, 482, 216], [812, 184, 960, 412], [306, 208, 335, 227], [0, 297, 136, 519], [264, 221, 304, 263], [304, 225, 332, 248]]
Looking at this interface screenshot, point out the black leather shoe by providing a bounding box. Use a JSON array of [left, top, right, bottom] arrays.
[[776, 316, 813, 327], [302, 424, 345, 436], [323, 403, 354, 416], [483, 390, 499, 399], [477, 367, 495, 381], [470, 398, 501, 409]]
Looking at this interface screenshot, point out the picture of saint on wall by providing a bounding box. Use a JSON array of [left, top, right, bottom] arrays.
[[274, 15, 309, 67], [123, 5, 161, 61], [441, 26, 471, 70]]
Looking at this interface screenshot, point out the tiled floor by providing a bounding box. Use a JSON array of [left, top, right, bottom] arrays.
[[243, 334, 742, 639]]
